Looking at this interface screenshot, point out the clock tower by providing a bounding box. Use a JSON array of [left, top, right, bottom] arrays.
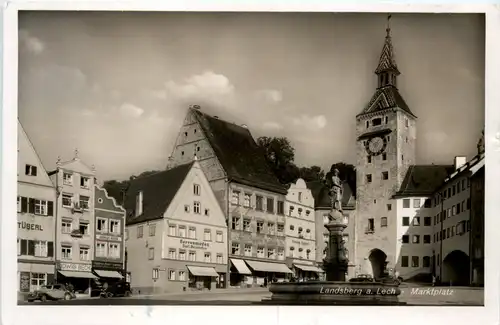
[[354, 16, 417, 278]]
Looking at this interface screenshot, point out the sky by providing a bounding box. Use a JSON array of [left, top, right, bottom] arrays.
[[18, 12, 485, 181]]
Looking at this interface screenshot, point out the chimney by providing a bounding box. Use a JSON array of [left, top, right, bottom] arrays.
[[241, 124, 248, 128], [454, 156, 467, 170], [213, 116, 219, 119]]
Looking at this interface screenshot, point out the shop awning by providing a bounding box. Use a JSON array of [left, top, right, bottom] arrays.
[[186, 266, 219, 277], [94, 270, 123, 278], [230, 258, 252, 275], [246, 260, 293, 274], [293, 264, 324, 273], [58, 271, 97, 279]]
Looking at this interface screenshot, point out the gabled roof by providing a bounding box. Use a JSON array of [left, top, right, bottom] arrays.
[[393, 165, 455, 198], [307, 180, 355, 210], [191, 109, 287, 194], [359, 86, 416, 118], [124, 162, 194, 226]]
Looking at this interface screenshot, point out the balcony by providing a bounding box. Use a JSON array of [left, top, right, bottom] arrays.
[[70, 229, 83, 238]]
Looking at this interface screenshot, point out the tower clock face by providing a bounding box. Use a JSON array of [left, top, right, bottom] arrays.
[[366, 136, 387, 156]]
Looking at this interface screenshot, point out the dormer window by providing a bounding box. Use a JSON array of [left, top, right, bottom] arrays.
[[63, 172, 73, 186], [372, 118, 382, 126], [135, 191, 143, 217]]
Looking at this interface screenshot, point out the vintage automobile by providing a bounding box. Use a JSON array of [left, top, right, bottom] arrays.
[[27, 284, 76, 302], [99, 281, 132, 298], [349, 274, 375, 283]]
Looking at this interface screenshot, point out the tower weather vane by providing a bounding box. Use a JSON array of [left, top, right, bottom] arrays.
[[386, 14, 392, 36]]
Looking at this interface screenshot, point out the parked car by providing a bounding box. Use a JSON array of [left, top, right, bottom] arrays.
[[349, 274, 375, 283], [100, 281, 132, 298], [27, 284, 76, 302]]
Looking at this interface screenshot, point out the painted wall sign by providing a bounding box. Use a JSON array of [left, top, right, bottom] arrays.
[[292, 259, 314, 266], [20, 272, 30, 292], [18, 221, 43, 231], [92, 260, 123, 271], [180, 239, 209, 250], [58, 262, 92, 272], [291, 240, 311, 246], [95, 234, 121, 242]]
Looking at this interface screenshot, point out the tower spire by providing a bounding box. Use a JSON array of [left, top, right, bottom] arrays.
[[386, 14, 392, 37], [375, 14, 400, 88]]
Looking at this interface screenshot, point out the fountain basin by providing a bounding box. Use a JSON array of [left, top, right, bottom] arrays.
[[261, 281, 406, 305]]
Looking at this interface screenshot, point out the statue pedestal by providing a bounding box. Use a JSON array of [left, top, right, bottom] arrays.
[[324, 210, 348, 282]]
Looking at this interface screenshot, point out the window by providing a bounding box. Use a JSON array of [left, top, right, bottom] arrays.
[[382, 153, 387, 161], [62, 220, 72, 233], [452, 185, 456, 196], [169, 225, 176, 236], [193, 201, 201, 214], [423, 256, 431, 268], [366, 120, 369, 128], [243, 219, 251, 232], [423, 235, 431, 244], [137, 225, 144, 238], [188, 251, 196, 261], [290, 225, 295, 231], [78, 195, 90, 210], [34, 199, 48, 215], [366, 155, 372, 164], [452, 205, 456, 216], [412, 235, 420, 244], [424, 199, 431, 208], [97, 218, 108, 233], [205, 208, 210, 216], [387, 204, 392, 211], [169, 270, 176, 280], [78, 246, 89, 260], [467, 198, 471, 209], [405, 118, 409, 127], [188, 227, 196, 239], [179, 271, 186, 281], [217, 254, 223, 264], [34, 241, 47, 257], [297, 208, 303, 216], [424, 217, 431, 226], [413, 217, 420, 226], [256, 221, 264, 234], [323, 214, 329, 225], [244, 244, 252, 256], [231, 191, 240, 205], [148, 248, 155, 260], [384, 116, 389, 124], [184, 205, 190, 213], [268, 248, 276, 259], [298, 227, 303, 237], [372, 118, 382, 126], [78, 222, 89, 235], [231, 243, 240, 255], [381, 171, 389, 181], [366, 174, 372, 183], [298, 192, 303, 202], [402, 235, 409, 244], [277, 223, 284, 234], [80, 176, 90, 188], [413, 199, 421, 208], [169, 249, 176, 259], [267, 198, 274, 213], [61, 246, 72, 260], [411, 256, 419, 267], [402, 217, 410, 226], [216, 231, 223, 242], [256, 196, 263, 211], [257, 246, 265, 258], [401, 256, 409, 267], [25, 164, 38, 176], [277, 201, 284, 215], [244, 193, 251, 207], [204, 252, 211, 263], [152, 268, 159, 280], [381, 217, 388, 227], [268, 222, 275, 235], [96, 242, 107, 257], [193, 184, 200, 196], [109, 243, 120, 258], [204, 229, 211, 241], [30, 273, 46, 291], [63, 172, 73, 185], [62, 194, 73, 207], [110, 220, 120, 234], [278, 248, 285, 260], [179, 251, 186, 260], [403, 199, 410, 208], [367, 218, 374, 232], [178, 226, 186, 238], [231, 217, 240, 230]]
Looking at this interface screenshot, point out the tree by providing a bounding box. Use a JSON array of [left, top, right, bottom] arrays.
[[327, 162, 356, 196], [257, 136, 297, 184], [299, 165, 325, 182]]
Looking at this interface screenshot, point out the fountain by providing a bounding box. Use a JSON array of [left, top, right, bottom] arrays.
[[262, 169, 404, 305]]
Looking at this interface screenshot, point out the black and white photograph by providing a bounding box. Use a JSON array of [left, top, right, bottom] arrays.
[[2, 2, 500, 325]]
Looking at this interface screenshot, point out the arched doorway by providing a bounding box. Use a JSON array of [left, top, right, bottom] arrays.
[[442, 250, 470, 286], [368, 249, 387, 279]]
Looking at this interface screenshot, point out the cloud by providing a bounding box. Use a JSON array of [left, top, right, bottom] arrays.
[[262, 121, 284, 131], [290, 114, 327, 130], [19, 29, 45, 55], [119, 103, 144, 118], [256, 89, 283, 103], [165, 70, 235, 100]]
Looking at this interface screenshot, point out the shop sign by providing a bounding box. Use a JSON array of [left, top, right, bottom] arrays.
[[58, 262, 92, 272], [180, 239, 209, 250], [96, 234, 121, 242], [20, 272, 30, 292], [292, 259, 314, 266], [291, 240, 311, 246], [18, 221, 43, 231], [92, 260, 123, 271]]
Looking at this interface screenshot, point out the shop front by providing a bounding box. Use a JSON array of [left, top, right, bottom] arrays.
[[244, 260, 293, 286], [186, 265, 220, 290], [92, 260, 124, 294], [288, 258, 324, 281], [18, 260, 55, 294], [56, 262, 97, 295], [229, 258, 252, 287]]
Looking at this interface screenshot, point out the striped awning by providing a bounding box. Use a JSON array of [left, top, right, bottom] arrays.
[[293, 264, 324, 273], [94, 270, 123, 278], [246, 260, 293, 274], [59, 271, 97, 279], [230, 259, 252, 275], [187, 266, 219, 277]]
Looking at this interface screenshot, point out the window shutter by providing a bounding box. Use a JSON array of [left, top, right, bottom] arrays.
[[21, 197, 28, 213], [47, 201, 54, 216], [21, 239, 28, 255], [46, 273, 55, 285], [25, 165, 30, 175], [32, 166, 38, 176], [28, 198, 35, 214], [28, 240, 35, 256], [47, 242, 54, 257]]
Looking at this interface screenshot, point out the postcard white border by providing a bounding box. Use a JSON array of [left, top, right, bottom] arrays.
[[2, 2, 499, 325]]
